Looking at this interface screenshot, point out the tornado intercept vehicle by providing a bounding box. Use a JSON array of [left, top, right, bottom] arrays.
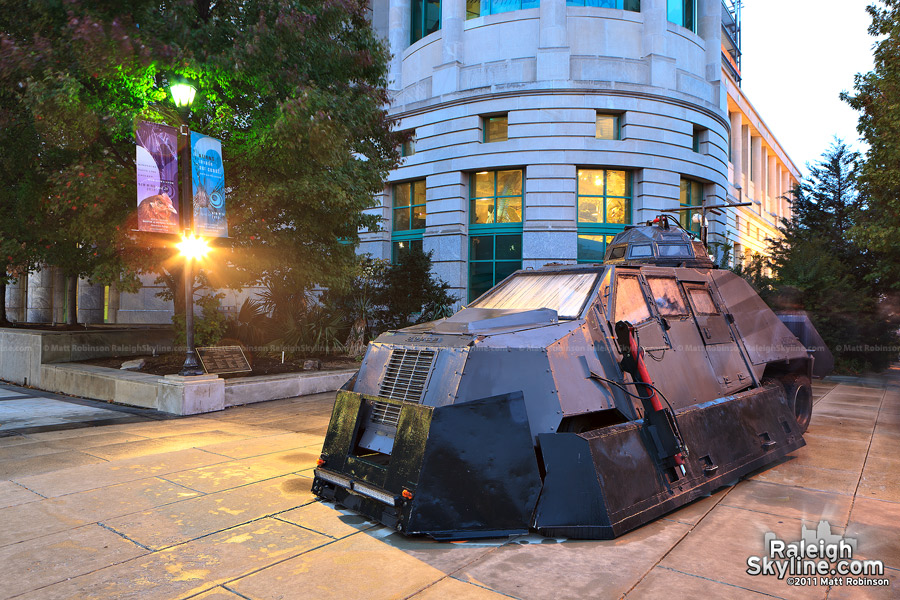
[[313, 217, 831, 539]]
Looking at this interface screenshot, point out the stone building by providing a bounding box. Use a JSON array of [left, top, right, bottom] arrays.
[[361, 0, 800, 303], [4, 0, 798, 324]]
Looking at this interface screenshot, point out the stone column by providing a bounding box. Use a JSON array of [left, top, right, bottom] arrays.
[[537, 0, 570, 81], [5, 275, 26, 322], [77, 278, 105, 324], [741, 124, 751, 191], [423, 171, 468, 307], [642, 0, 675, 89], [388, 0, 412, 91], [767, 153, 777, 218], [751, 135, 763, 214], [51, 268, 66, 324], [730, 112, 743, 196], [523, 164, 577, 270], [782, 170, 792, 218], [26, 267, 54, 323], [432, 0, 464, 96], [106, 284, 120, 324], [698, 0, 725, 110]]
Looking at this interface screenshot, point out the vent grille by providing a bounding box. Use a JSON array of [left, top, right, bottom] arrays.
[[370, 401, 402, 427], [378, 348, 436, 403]]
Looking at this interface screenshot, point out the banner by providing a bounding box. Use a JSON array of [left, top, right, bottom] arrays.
[[191, 132, 228, 238], [135, 121, 180, 233]]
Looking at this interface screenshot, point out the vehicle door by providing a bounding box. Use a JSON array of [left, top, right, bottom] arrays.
[[681, 281, 752, 395]]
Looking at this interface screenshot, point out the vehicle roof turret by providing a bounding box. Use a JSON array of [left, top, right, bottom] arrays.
[[603, 216, 714, 269]]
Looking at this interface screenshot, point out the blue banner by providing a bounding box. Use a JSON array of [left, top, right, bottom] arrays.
[[190, 132, 228, 238]]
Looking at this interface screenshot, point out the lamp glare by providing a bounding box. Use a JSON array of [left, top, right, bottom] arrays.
[[177, 233, 209, 260], [170, 83, 197, 108]]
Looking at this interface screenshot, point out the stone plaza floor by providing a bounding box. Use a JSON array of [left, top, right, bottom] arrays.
[[0, 373, 898, 600]]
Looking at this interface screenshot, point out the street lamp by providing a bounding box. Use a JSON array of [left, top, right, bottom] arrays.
[[169, 76, 205, 376]]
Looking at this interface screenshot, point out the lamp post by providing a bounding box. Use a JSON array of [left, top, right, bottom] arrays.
[[169, 77, 206, 376]]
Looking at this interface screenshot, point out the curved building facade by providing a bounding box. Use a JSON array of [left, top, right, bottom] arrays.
[[363, 0, 800, 304]]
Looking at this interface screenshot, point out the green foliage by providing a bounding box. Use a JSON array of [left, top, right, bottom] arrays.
[[748, 142, 900, 373], [841, 0, 900, 289], [172, 292, 227, 348], [0, 0, 402, 312], [371, 249, 457, 331]]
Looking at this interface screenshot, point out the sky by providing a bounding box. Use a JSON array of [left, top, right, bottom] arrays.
[[739, 0, 876, 176]]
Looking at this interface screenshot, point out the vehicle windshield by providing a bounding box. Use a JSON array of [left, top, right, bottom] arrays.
[[470, 272, 599, 319]]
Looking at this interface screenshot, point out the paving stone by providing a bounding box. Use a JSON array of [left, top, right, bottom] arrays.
[[162, 449, 319, 493], [83, 431, 251, 461], [780, 433, 869, 473], [0, 431, 149, 462], [198, 432, 324, 459], [845, 497, 900, 570], [229, 530, 447, 600], [0, 442, 72, 462], [454, 519, 692, 600], [857, 456, 900, 504], [276, 501, 377, 540], [0, 523, 147, 599], [625, 565, 775, 600], [103, 475, 316, 550], [14, 518, 330, 600], [0, 477, 201, 547], [0, 450, 107, 479], [0, 398, 132, 431], [0, 480, 41, 509], [826, 566, 899, 600], [14, 448, 228, 497], [663, 487, 729, 526], [721, 479, 852, 525], [374, 529, 500, 575], [188, 587, 247, 599], [410, 577, 510, 599], [0, 433, 33, 447], [659, 505, 837, 600], [749, 459, 861, 496]]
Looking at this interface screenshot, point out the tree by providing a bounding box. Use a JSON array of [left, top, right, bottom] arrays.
[[372, 249, 457, 332], [841, 0, 900, 289], [756, 142, 899, 373], [0, 0, 402, 323]]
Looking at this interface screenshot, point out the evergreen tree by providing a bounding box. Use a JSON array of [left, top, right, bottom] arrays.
[[762, 142, 899, 373]]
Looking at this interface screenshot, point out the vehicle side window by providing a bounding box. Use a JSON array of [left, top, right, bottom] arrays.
[[647, 276, 688, 316], [614, 274, 651, 324], [685, 284, 718, 315]]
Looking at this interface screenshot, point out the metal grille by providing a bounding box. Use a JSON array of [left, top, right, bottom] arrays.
[[370, 401, 402, 427], [378, 348, 436, 403]]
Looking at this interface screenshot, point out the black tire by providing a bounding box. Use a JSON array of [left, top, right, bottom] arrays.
[[784, 374, 813, 434]]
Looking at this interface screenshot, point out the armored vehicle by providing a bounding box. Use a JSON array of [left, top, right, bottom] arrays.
[[313, 216, 831, 540]]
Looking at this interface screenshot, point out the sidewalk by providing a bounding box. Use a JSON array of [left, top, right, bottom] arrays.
[[0, 373, 898, 599]]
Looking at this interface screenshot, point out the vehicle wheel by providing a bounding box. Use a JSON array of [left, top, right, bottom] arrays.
[[783, 374, 813, 434]]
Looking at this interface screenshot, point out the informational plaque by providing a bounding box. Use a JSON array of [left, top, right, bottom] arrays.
[[196, 346, 252, 374]]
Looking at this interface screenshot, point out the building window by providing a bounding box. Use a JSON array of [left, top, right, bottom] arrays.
[[469, 234, 522, 302], [577, 169, 630, 262], [577, 169, 631, 225], [467, 0, 539, 19], [692, 127, 703, 152], [411, 0, 441, 44], [577, 234, 616, 263], [471, 170, 523, 224], [667, 0, 695, 32], [679, 178, 702, 234], [567, 0, 640, 10], [394, 180, 426, 232], [400, 135, 416, 157], [596, 113, 620, 140], [392, 238, 423, 263], [483, 115, 508, 143]]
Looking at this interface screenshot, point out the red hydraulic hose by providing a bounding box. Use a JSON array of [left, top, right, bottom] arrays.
[[625, 324, 686, 468]]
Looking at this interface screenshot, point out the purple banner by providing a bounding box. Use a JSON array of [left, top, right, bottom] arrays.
[[191, 132, 228, 238], [135, 121, 180, 233]]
